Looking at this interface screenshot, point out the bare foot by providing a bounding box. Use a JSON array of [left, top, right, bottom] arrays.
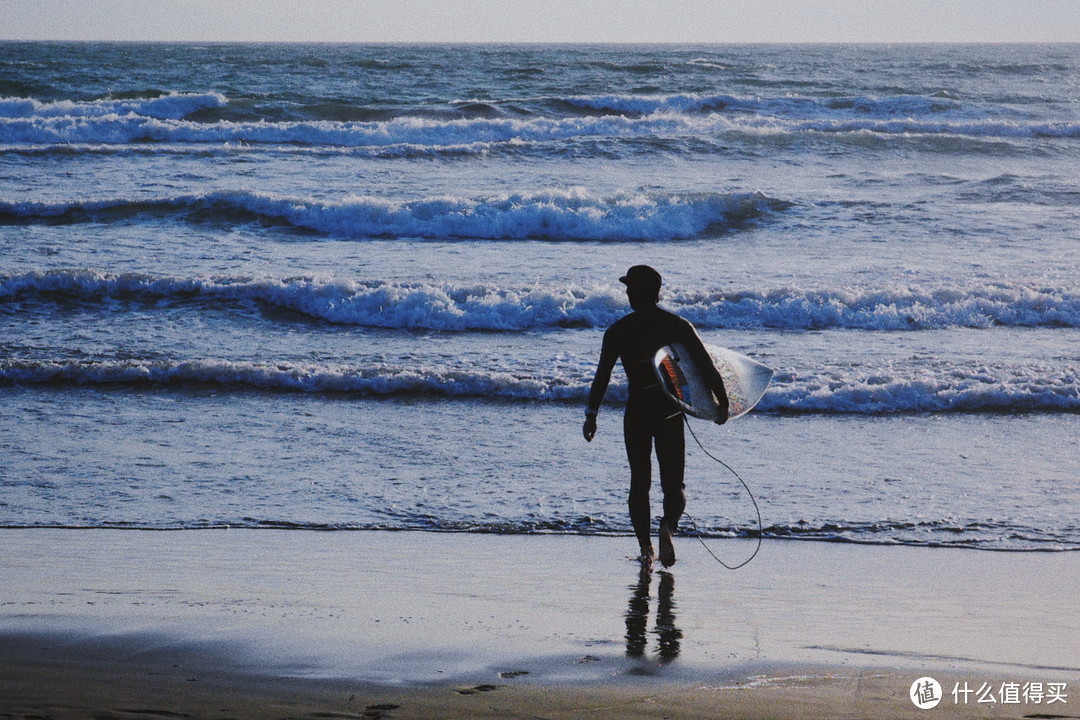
[[637, 544, 655, 571], [659, 522, 676, 567]]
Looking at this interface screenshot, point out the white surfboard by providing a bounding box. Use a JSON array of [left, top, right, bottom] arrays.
[[653, 342, 773, 421]]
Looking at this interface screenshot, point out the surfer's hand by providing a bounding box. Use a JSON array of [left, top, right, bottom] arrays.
[[714, 404, 729, 425], [582, 416, 597, 442]]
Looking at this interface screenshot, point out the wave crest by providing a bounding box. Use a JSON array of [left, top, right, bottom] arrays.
[[2, 271, 1075, 331], [0, 189, 786, 241], [1, 357, 1076, 415], [0, 358, 582, 402], [2, 90, 1075, 149], [0, 92, 227, 120], [762, 365, 1079, 415]]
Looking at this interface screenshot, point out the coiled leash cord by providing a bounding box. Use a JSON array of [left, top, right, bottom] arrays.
[[682, 414, 763, 570]]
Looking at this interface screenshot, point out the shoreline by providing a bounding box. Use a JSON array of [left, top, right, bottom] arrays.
[[2, 529, 1076, 717], [8, 522, 1080, 550]]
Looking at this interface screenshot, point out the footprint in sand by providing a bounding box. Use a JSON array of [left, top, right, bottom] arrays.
[[361, 704, 400, 719], [309, 707, 399, 720], [306, 708, 399, 716], [455, 684, 499, 695]]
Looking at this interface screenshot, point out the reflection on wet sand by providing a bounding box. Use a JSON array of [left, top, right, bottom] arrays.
[[625, 566, 682, 663]]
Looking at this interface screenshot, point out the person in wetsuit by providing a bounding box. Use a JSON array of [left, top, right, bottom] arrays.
[[582, 265, 728, 569]]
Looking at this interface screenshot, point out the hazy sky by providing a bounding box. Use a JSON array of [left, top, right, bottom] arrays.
[[3, 0, 1079, 43]]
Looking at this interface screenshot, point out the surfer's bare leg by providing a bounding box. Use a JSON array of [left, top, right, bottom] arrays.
[[655, 415, 685, 567], [627, 468, 654, 554], [624, 411, 655, 555], [658, 521, 676, 568]]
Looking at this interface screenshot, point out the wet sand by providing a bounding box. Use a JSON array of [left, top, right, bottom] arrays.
[[1, 529, 1076, 718], [3, 647, 1038, 720]]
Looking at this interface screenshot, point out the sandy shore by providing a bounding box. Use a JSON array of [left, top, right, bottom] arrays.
[[3, 646, 1043, 720], [1, 529, 1076, 718]]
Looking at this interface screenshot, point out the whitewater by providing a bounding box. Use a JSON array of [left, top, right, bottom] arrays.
[[1, 42, 1077, 551]]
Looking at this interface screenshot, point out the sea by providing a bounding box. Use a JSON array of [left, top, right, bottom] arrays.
[[1, 42, 1077, 553]]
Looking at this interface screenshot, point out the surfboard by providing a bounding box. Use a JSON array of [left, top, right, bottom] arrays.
[[653, 342, 774, 422]]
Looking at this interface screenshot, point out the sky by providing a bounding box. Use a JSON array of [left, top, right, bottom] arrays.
[[2, 0, 1079, 43]]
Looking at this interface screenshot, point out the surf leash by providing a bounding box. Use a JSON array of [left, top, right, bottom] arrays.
[[682, 414, 763, 570]]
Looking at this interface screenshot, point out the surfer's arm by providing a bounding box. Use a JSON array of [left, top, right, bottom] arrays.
[[712, 376, 730, 424], [684, 325, 729, 424], [582, 412, 598, 442], [703, 363, 729, 424], [583, 332, 619, 441]]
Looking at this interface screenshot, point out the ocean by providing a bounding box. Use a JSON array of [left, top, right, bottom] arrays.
[[1, 42, 1077, 553]]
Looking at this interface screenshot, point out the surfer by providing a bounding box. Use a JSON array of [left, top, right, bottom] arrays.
[[582, 265, 728, 569]]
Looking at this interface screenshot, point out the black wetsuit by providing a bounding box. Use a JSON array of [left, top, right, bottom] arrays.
[[587, 304, 723, 550]]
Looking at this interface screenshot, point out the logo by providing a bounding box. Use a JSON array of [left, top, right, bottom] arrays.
[[911, 677, 943, 709]]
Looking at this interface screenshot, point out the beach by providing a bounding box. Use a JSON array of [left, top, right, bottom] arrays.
[[2, 529, 1075, 718]]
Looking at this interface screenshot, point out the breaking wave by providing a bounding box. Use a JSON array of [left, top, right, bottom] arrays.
[[763, 364, 1079, 414], [2, 90, 1076, 149], [0, 358, 581, 402], [0, 189, 787, 241], [0, 92, 228, 120], [3, 271, 1076, 331], [1, 357, 1075, 415]]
